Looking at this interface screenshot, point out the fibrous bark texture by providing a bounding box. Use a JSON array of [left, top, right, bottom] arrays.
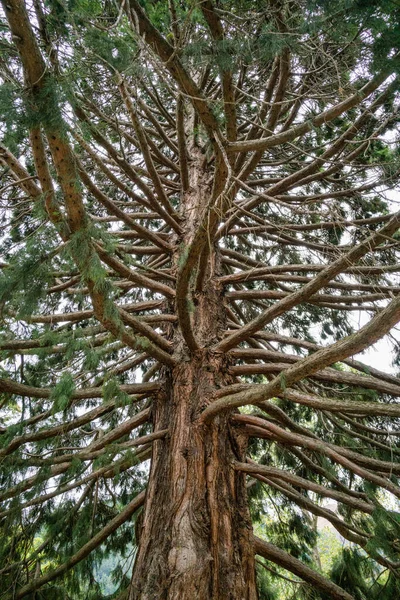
[[130, 156, 257, 599], [130, 360, 257, 600]]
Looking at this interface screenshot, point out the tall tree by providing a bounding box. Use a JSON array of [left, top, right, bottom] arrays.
[[0, 1, 400, 598]]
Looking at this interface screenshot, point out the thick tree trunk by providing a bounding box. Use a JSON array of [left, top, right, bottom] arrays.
[[129, 356, 258, 600], [129, 153, 258, 599]]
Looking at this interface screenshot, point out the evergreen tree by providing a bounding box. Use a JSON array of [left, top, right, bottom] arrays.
[[0, 1, 400, 598]]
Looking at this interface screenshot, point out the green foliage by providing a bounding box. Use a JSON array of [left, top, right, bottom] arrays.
[[0, 82, 26, 153], [367, 506, 400, 562], [51, 372, 75, 413], [67, 228, 108, 292], [330, 548, 374, 599], [84, 26, 137, 72], [102, 378, 131, 407], [1, 0, 400, 598], [24, 76, 65, 133], [308, 0, 400, 74], [256, 561, 279, 599], [317, 526, 342, 574], [0, 231, 56, 317]]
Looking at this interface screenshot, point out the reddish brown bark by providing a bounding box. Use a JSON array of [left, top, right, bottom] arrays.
[[129, 154, 258, 599], [129, 357, 257, 600]]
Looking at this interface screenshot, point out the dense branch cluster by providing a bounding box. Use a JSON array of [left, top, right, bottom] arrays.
[[0, 0, 400, 598]]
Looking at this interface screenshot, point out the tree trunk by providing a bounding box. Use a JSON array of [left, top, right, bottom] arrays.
[[129, 359, 258, 599], [129, 153, 258, 599]]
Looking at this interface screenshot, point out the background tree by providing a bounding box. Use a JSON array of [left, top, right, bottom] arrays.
[[0, 0, 400, 598]]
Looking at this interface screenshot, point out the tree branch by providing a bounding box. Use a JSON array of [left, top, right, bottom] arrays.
[[12, 491, 146, 599], [253, 536, 355, 600]]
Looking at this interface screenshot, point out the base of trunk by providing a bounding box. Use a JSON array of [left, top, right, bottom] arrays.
[[128, 357, 258, 600]]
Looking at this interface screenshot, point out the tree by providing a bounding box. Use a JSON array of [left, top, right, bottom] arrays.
[[1, 0, 400, 598]]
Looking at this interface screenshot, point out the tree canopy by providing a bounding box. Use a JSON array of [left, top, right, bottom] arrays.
[[1, 1, 400, 599]]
